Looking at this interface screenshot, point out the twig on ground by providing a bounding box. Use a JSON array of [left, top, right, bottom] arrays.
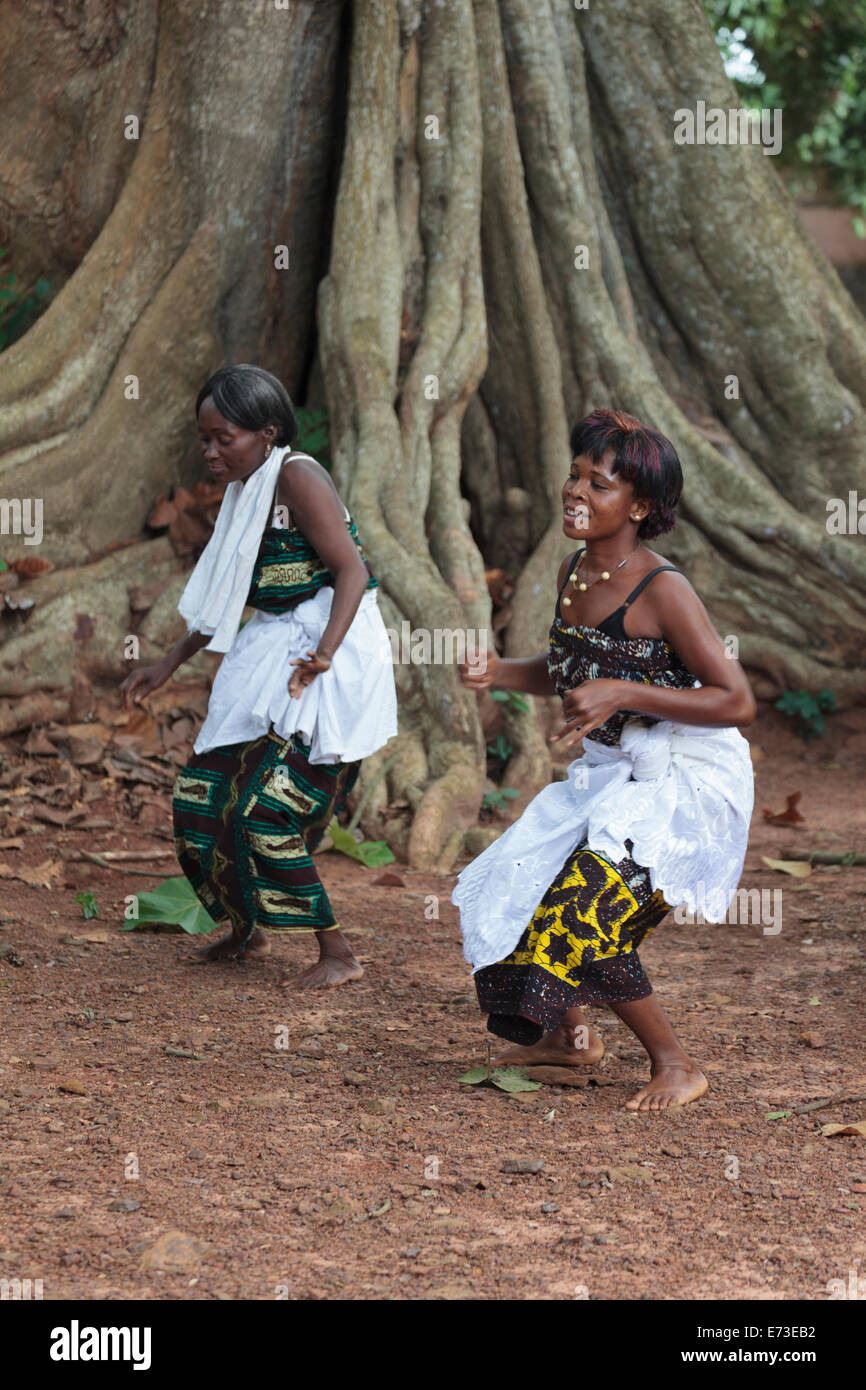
[[791, 1093, 866, 1115], [782, 850, 865, 865], [64, 850, 169, 876], [77, 849, 174, 861]]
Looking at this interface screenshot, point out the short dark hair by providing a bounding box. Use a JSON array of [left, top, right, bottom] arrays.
[[569, 408, 682, 540], [195, 364, 297, 447]]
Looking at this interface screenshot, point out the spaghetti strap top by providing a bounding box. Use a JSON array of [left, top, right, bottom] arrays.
[[556, 548, 679, 639]]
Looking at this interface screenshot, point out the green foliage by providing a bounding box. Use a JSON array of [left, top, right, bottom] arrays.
[[489, 689, 531, 715], [74, 891, 99, 920], [704, 2, 866, 225], [325, 819, 395, 868], [486, 695, 526, 790], [774, 687, 836, 740], [458, 1064, 541, 1094], [482, 786, 520, 812], [294, 406, 331, 470], [0, 251, 51, 351], [121, 877, 216, 934], [486, 733, 514, 766]]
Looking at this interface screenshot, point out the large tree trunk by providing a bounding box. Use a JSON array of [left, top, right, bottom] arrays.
[[1, 0, 864, 866], [0, 0, 345, 565]]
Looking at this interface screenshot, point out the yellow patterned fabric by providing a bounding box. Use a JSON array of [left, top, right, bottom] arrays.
[[508, 851, 650, 977], [475, 843, 670, 1045]]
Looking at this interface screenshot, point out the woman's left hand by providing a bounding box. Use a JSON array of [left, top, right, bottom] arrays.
[[550, 678, 627, 748], [288, 650, 331, 699]]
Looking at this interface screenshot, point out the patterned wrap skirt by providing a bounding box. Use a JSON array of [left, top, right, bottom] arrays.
[[475, 839, 669, 1044], [172, 730, 360, 945]]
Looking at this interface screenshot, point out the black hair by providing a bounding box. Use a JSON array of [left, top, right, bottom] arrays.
[[569, 408, 683, 540], [195, 364, 298, 447]]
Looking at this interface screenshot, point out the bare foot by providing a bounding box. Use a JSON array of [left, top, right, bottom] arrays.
[[282, 953, 363, 990], [189, 927, 271, 963], [493, 1019, 605, 1069], [624, 1060, 708, 1112]]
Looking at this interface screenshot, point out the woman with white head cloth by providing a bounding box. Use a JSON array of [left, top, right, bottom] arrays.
[[120, 365, 397, 989]]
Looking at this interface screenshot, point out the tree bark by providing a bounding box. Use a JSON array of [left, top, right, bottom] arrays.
[[0, 0, 345, 565], [318, 0, 490, 867], [1, 0, 864, 866]]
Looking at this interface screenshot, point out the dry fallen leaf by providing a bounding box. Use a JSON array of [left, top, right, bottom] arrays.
[[68, 740, 105, 767], [762, 792, 804, 826], [8, 556, 53, 577], [148, 495, 177, 527], [172, 486, 197, 513], [169, 511, 213, 557], [117, 708, 162, 752], [0, 859, 63, 889], [820, 1121, 866, 1139], [23, 728, 57, 757], [31, 806, 74, 827], [62, 722, 112, 742], [760, 856, 812, 878]]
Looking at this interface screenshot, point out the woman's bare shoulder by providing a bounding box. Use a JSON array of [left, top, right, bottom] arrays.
[[280, 450, 328, 481], [278, 453, 342, 509]]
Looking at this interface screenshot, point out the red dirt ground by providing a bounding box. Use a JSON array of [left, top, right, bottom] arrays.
[[0, 702, 864, 1301]]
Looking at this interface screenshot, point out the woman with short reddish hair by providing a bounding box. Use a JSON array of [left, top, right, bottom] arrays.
[[453, 409, 755, 1112]]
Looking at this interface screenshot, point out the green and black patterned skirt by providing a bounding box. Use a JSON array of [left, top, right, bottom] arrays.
[[172, 731, 361, 946], [475, 841, 670, 1044]]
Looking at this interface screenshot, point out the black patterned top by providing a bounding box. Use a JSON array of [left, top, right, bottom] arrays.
[[247, 515, 378, 615], [547, 554, 698, 747]]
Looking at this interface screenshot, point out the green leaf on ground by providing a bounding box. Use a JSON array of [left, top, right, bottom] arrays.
[[490, 1066, 541, 1093], [765, 1109, 794, 1121], [458, 1067, 490, 1085], [74, 891, 99, 920], [326, 821, 395, 868], [121, 877, 215, 935], [458, 1065, 540, 1093]]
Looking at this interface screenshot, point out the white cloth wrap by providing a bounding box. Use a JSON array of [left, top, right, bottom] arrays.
[[192, 585, 398, 765], [177, 444, 290, 653], [452, 718, 754, 973]]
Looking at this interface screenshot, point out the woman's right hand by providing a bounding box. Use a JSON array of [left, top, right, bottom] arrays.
[[458, 649, 501, 691], [119, 661, 173, 709]]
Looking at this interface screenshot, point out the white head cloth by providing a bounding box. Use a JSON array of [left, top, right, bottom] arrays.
[[177, 444, 288, 653]]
